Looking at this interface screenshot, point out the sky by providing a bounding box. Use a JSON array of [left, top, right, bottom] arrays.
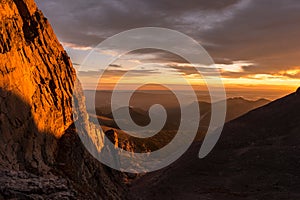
[[35, 0, 300, 97]]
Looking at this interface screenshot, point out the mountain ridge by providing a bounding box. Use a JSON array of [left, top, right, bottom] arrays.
[[129, 87, 300, 199]]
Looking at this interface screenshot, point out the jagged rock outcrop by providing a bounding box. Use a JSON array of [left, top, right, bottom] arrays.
[[0, 0, 124, 199], [105, 129, 119, 148]]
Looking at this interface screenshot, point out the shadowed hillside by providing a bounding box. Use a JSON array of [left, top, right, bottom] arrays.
[[129, 87, 300, 199]]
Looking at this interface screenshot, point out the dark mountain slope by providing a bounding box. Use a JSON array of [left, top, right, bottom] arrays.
[[129, 88, 300, 200]]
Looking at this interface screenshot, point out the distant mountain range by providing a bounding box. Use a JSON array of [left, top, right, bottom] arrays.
[[91, 97, 270, 153], [96, 96, 270, 127], [128, 88, 300, 199], [196, 97, 271, 135]]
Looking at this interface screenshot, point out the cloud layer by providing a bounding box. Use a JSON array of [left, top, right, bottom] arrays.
[[36, 0, 300, 80]]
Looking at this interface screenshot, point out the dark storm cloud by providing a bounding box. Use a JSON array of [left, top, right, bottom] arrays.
[[35, 0, 240, 46], [78, 68, 160, 78], [168, 64, 220, 76], [35, 0, 300, 76], [109, 64, 122, 68], [202, 0, 300, 71], [127, 49, 188, 64]]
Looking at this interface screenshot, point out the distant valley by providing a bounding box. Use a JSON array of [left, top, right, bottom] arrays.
[[87, 90, 270, 152]]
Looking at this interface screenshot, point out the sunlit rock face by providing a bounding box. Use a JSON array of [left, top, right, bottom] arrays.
[[0, 0, 75, 138], [0, 1, 124, 199], [0, 0, 76, 177]]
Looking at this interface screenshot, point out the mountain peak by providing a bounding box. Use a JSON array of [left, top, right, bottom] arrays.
[[296, 87, 300, 95]]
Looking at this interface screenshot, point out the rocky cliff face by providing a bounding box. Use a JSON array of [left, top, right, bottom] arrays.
[[0, 0, 75, 137], [0, 0, 124, 199]]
